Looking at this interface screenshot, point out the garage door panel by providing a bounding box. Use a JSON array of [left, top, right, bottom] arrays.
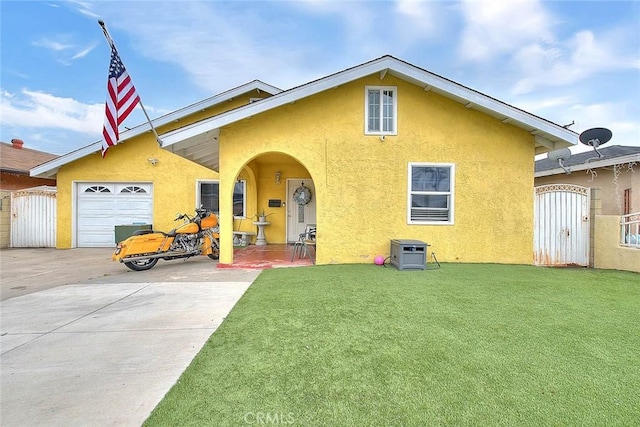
[[115, 200, 153, 215], [78, 230, 117, 247], [77, 183, 153, 247]]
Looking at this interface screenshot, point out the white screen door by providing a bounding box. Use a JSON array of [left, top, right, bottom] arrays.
[[287, 179, 316, 242]]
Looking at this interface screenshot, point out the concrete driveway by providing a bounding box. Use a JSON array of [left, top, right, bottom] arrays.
[[0, 248, 261, 426]]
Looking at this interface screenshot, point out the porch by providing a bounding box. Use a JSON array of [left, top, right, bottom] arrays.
[[218, 244, 314, 269]]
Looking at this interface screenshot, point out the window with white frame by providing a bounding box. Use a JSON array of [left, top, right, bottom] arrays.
[[365, 86, 397, 135], [232, 181, 246, 217], [198, 180, 246, 217], [199, 181, 219, 213], [408, 163, 455, 224]]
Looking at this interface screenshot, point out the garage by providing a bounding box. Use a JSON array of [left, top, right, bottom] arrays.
[[76, 183, 153, 247]]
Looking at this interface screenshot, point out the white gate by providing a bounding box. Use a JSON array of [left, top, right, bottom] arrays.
[[10, 187, 57, 247], [534, 184, 590, 266]]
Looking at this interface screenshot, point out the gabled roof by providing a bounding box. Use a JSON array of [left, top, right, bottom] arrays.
[[161, 55, 579, 171], [0, 141, 58, 175], [535, 145, 640, 177], [30, 80, 282, 178]]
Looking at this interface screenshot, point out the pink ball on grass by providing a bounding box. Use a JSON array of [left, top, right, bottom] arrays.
[[374, 256, 384, 265]]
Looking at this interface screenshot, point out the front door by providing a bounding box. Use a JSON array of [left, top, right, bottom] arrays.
[[287, 179, 316, 242]]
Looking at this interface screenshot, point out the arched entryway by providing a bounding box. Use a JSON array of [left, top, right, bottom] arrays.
[[232, 152, 315, 250]]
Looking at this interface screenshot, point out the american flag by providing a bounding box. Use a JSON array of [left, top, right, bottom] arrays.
[[101, 45, 140, 157]]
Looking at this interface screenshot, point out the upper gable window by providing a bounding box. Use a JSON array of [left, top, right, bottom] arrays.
[[365, 86, 397, 135]]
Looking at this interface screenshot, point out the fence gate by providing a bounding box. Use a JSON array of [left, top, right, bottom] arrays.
[[10, 187, 57, 247], [534, 184, 590, 266]]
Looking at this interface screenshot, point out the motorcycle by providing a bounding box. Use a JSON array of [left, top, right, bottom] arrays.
[[112, 207, 220, 271]]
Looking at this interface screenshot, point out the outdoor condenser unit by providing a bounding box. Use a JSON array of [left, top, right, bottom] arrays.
[[389, 239, 428, 270]]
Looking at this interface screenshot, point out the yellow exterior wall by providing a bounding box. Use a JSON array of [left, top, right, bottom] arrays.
[[55, 135, 217, 248], [594, 215, 640, 273], [218, 75, 535, 265]]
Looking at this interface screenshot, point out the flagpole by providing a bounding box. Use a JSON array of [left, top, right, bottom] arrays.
[[98, 20, 163, 146]]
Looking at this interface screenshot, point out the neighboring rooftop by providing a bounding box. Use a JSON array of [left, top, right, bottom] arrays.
[[0, 139, 58, 174], [535, 145, 640, 177]]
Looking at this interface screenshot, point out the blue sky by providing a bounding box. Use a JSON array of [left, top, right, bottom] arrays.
[[1, 0, 639, 156]]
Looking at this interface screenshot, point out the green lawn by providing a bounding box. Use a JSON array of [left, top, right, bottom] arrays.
[[145, 264, 639, 426]]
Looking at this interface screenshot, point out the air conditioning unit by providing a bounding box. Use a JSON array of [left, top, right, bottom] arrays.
[[389, 239, 428, 270]]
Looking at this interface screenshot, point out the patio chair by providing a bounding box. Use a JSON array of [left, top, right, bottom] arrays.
[[291, 224, 316, 263]]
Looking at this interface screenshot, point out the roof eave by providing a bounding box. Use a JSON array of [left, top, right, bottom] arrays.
[[160, 56, 578, 149], [31, 143, 101, 178], [126, 80, 283, 145], [29, 80, 281, 178], [385, 63, 578, 147], [1, 168, 29, 176], [535, 152, 640, 177]]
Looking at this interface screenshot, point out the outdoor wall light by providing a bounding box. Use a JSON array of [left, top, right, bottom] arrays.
[[275, 171, 281, 184], [147, 157, 159, 166]]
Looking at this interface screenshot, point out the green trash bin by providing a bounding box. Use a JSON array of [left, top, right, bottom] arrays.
[[114, 224, 152, 244]]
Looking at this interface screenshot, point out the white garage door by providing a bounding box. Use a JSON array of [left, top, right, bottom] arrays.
[[77, 183, 153, 247]]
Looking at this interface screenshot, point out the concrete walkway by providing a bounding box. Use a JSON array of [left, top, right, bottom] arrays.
[[0, 248, 261, 426]]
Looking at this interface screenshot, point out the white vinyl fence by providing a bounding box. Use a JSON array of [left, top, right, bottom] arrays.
[[10, 187, 56, 247]]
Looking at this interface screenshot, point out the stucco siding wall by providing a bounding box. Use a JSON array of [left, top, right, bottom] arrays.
[[220, 76, 535, 265], [55, 136, 218, 248], [535, 164, 638, 215], [594, 215, 640, 273]]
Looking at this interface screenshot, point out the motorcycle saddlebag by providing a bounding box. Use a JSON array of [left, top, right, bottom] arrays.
[[116, 233, 170, 258]]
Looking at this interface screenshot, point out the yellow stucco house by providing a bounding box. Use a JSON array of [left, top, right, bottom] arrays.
[[33, 55, 578, 266]]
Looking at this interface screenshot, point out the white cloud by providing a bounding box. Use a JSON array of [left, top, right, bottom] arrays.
[[512, 29, 639, 95], [0, 89, 103, 135], [458, 0, 554, 62], [71, 44, 97, 60], [0, 87, 169, 153], [514, 95, 577, 112], [566, 102, 639, 148], [289, 0, 374, 33], [95, 2, 320, 92], [19, 0, 632, 156], [393, 0, 452, 44], [33, 38, 73, 51], [66, 0, 101, 19], [32, 35, 97, 65], [516, 94, 639, 150]]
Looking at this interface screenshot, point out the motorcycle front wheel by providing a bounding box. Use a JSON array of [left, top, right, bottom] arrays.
[[124, 258, 159, 271]]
